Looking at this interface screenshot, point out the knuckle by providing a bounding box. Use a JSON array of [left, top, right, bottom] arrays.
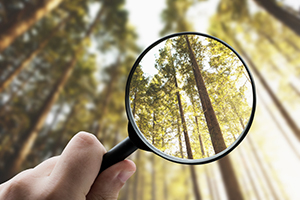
[[76, 131, 106, 153], [1, 174, 30, 199], [76, 131, 99, 145]]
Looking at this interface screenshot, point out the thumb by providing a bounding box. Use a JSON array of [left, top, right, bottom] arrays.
[[87, 160, 136, 200]]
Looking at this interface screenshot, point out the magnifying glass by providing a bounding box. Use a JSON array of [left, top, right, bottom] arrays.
[[99, 32, 256, 173]]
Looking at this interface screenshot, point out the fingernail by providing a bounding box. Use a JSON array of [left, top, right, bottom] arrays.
[[117, 170, 135, 183]]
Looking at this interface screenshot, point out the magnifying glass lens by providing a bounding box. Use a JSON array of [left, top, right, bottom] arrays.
[[129, 34, 254, 160]]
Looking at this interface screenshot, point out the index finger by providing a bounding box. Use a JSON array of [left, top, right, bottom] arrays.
[[49, 132, 105, 197]]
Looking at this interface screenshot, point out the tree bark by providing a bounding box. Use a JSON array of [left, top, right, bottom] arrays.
[[185, 35, 227, 154], [177, 114, 184, 158], [189, 92, 206, 157], [253, 0, 300, 36], [189, 165, 202, 200], [0, 0, 63, 53], [0, 17, 68, 93], [174, 75, 193, 159], [195, 116, 206, 157], [218, 156, 244, 200]]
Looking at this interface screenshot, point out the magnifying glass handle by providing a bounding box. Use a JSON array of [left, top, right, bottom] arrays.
[[99, 137, 138, 174]]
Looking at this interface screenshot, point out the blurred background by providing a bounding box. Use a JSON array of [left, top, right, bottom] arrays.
[[0, 0, 300, 199]]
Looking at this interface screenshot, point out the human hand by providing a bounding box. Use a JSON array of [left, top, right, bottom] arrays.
[[0, 132, 136, 200]]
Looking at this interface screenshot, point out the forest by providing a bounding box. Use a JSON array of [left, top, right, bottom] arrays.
[[130, 35, 252, 159], [0, 0, 300, 199]]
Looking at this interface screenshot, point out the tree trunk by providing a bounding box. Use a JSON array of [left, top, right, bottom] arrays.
[[151, 154, 156, 200], [189, 165, 202, 200], [172, 65, 193, 159], [285, 37, 300, 52], [238, 148, 263, 199], [290, 82, 300, 97], [151, 115, 156, 200], [183, 166, 190, 200], [0, 0, 63, 53], [247, 137, 282, 200], [52, 101, 77, 155], [189, 92, 206, 157], [27, 100, 64, 160], [231, 102, 245, 130], [253, 0, 300, 36], [163, 173, 168, 200], [0, 69, 35, 113], [177, 113, 184, 158], [195, 116, 206, 157], [139, 170, 144, 200], [3, 56, 77, 180], [222, 24, 300, 141], [176, 90, 201, 199], [218, 156, 244, 200], [208, 165, 222, 200], [83, 5, 105, 39], [132, 151, 140, 200], [205, 167, 218, 200], [175, 84, 193, 159], [263, 151, 289, 200], [259, 30, 293, 62], [269, 60, 282, 75], [257, 90, 300, 159], [96, 59, 120, 137], [0, 17, 68, 93], [42, 101, 64, 137], [185, 35, 227, 154]]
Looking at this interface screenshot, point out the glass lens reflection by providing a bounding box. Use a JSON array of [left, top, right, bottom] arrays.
[[129, 35, 253, 159]]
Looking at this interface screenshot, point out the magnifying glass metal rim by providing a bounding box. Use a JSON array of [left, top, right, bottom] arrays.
[[125, 31, 256, 165]]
